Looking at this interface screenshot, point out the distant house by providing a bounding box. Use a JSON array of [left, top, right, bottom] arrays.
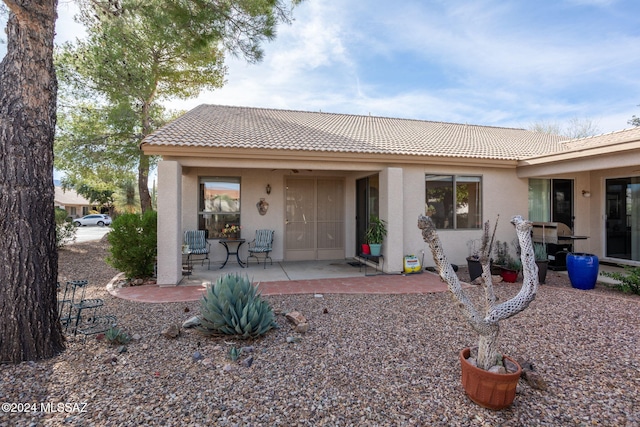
[[141, 104, 640, 285], [54, 186, 93, 219]]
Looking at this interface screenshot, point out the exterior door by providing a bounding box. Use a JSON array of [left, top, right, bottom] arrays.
[[285, 177, 345, 260], [552, 179, 574, 229], [606, 177, 640, 261], [356, 175, 379, 253]]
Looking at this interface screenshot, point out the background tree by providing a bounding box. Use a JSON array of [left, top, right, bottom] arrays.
[[56, 0, 302, 213], [628, 106, 640, 127], [0, 0, 66, 362], [55, 99, 154, 214], [529, 117, 600, 139]]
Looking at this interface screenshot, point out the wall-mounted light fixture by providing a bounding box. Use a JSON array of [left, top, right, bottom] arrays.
[[582, 190, 591, 198], [266, 184, 271, 195]]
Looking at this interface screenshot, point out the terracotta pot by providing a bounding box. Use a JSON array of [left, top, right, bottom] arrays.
[[459, 348, 522, 410], [500, 268, 518, 283]]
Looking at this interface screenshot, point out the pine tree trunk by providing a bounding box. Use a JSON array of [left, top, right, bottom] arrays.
[[0, 0, 65, 363], [139, 102, 152, 213], [138, 152, 152, 213]]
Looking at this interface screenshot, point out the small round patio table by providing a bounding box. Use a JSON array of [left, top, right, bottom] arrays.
[[219, 238, 246, 269]]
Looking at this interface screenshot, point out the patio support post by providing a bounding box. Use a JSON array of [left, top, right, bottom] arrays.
[[380, 167, 404, 273], [157, 161, 183, 286]]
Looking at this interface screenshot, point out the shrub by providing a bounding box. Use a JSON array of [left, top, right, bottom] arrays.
[[600, 266, 640, 295], [107, 210, 157, 279], [56, 222, 78, 248], [55, 208, 77, 248], [197, 273, 277, 339]]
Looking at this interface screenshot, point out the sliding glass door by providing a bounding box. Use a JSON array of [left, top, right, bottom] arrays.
[[606, 177, 640, 261], [529, 178, 574, 229]]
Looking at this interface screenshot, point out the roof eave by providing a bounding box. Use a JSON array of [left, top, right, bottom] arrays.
[[142, 145, 519, 168]]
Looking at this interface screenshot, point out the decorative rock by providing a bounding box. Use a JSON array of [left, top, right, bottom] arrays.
[[240, 346, 254, 354], [469, 347, 478, 359], [524, 370, 548, 390], [117, 345, 127, 354], [161, 324, 180, 339], [133, 278, 144, 286], [240, 355, 253, 368], [201, 358, 213, 367], [467, 357, 478, 367], [488, 365, 507, 374], [103, 356, 117, 364], [193, 351, 204, 362], [323, 308, 329, 314], [314, 294, 323, 298], [504, 358, 519, 374], [516, 357, 534, 372], [285, 311, 307, 326], [286, 336, 300, 343], [182, 316, 201, 329], [95, 333, 105, 342], [132, 333, 142, 341], [142, 344, 149, 350], [222, 363, 235, 372], [294, 323, 309, 333], [470, 275, 503, 286]]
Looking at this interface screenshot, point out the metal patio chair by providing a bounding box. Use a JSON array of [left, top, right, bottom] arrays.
[[183, 230, 211, 270], [247, 229, 274, 268]]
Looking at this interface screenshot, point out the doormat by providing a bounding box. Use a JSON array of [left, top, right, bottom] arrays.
[[348, 261, 363, 267]]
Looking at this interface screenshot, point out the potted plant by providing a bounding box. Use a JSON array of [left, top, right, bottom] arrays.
[[466, 239, 483, 281], [500, 258, 521, 283], [494, 239, 521, 283], [365, 215, 387, 256], [418, 214, 539, 410], [222, 224, 241, 239], [534, 243, 548, 284]]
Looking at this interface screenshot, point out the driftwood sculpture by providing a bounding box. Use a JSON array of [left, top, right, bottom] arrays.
[[418, 214, 539, 370]]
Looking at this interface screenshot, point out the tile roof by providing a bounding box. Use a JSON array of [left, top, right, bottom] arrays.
[[142, 105, 570, 161], [54, 186, 91, 206], [559, 126, 640, 151]]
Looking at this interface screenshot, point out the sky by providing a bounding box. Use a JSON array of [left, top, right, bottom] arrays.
[[6, 0, 640, 138]]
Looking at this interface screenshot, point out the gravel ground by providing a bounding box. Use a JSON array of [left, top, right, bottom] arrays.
[[1, 240, 639, 426]]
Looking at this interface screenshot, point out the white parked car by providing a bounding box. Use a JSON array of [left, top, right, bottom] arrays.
[[73, 214, 112, 227]]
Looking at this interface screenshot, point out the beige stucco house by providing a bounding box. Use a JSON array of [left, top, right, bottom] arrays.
[[141, 104, 640, 285], [54, 186, 93, 219]]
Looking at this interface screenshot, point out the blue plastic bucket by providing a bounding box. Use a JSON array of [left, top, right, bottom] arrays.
[[566, 253, 599, 290]]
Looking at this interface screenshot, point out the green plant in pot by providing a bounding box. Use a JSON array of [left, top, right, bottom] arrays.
[[418, 214, 539, 410], [534, 243, 549, 284], [365, 215, 387, 256], [466, 239, 483, 281]]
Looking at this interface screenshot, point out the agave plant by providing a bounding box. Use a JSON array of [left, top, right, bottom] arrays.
[[105, 327, 131, 345], [197, 273, 277, 339]]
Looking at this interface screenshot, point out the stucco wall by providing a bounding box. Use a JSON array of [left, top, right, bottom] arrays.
[[589, 165, 639, 262], [173, 163, 541, 270], [413, 165, 530, 268]]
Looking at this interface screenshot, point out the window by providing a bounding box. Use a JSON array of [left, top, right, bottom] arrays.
[[425, 175, 482, 229], [199, 177, 240, 238], [528, 179, 573, 228]]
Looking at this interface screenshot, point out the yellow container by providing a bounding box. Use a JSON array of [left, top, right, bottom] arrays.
[[403, 255, 421, 273]]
